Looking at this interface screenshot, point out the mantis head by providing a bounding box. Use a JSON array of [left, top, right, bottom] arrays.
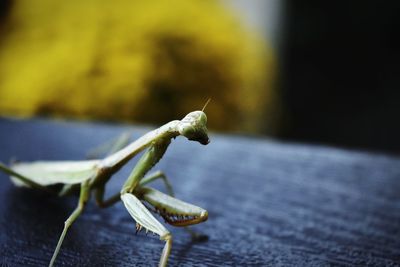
[[178, 111, 209, 145]]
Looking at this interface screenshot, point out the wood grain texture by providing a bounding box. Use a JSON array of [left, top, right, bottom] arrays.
[[0, 118, 399, 266]]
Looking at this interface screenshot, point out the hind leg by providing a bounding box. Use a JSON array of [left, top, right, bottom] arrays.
[[49, 180, 90, 267]]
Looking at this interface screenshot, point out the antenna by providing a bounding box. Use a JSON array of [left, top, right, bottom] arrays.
[[202, 98, 211, 112]]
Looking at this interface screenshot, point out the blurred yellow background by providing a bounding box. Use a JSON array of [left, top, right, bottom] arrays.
[[0, 0, 276, 133]]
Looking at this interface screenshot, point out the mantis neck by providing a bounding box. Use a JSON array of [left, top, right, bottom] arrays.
[[101, 120, 180, 172]]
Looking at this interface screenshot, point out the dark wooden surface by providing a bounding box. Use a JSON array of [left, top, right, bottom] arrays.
[[0, 117, 400, 267]]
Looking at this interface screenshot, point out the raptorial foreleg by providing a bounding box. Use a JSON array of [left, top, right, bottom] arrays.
[[121, 193, 172, 267]]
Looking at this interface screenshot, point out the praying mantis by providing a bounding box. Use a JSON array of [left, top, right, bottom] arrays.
[[0, 108, 210, 267]]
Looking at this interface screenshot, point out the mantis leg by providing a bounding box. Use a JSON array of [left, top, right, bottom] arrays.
[[92, 131, 174, 210], [94, 186, 121, 208], [58, 184, 80, 197], [0, 162, 53, 193], [49, 181, 91, 267], [139, 170, 175, 197], [137, 187, 208, 241], [94, 170, 174, 208], [121, 139, 170, 194], [121, 193, 172, 267], [139, 174, 207, 241]]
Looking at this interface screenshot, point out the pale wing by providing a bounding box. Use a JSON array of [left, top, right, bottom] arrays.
[[11, 160, 100, 186]]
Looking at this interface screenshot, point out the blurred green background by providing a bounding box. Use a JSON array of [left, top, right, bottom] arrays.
[[0, 0, 277, 134]]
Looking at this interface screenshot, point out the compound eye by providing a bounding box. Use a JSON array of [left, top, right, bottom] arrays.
[[195, 135, 209, 145]]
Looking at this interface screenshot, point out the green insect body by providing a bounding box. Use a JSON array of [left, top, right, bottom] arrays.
[[0, 110, 210, 267]]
